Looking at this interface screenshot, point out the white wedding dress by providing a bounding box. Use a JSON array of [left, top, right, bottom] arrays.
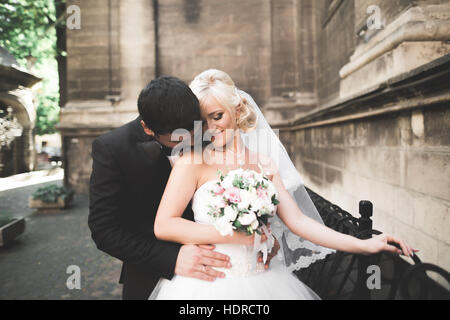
[[149, 177, 321, 300]]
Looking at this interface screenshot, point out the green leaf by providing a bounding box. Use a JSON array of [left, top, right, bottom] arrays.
[[259, 215, 269, 226], [232, 176, 244, 189], [217, 169, 224, 181], [272, 195, 280, 205], [233, 220, 242, 229], [32, 184, 73, 203], [0, 0, 61, 136]]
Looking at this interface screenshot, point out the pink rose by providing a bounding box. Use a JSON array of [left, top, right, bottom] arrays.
[[224, 187, 241, 204], [256, 186, 268, 199], [213, 184, 225, 196], [216, 197, 226, 209]]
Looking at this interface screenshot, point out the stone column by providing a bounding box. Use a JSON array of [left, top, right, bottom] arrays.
[[119, 0, 156, 107], [21, 127, 34, 172], [59, 0, 157, 193], [270, 0, 299, 97], [263, 0, 318, 125]]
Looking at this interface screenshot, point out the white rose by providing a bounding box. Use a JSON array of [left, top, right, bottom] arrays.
[[238, 211, 257, 226], [267, 182, 277, 199], [214, 217, 234, 237], [263, 203, 276, 215], [249, 188, 259, 203], [250, 219, 259, 230], [251, 198, 264, 212], [224, 206, 238, 221], [232, 168, 244, 176], [238, 190, 251, 210], [221, 176, 234, 189]]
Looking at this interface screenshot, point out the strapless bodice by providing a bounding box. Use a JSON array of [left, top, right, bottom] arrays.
[[191, 179, 268, 277]]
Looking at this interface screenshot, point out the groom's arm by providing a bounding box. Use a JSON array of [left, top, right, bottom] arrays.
[[88, 137, 180, 280]]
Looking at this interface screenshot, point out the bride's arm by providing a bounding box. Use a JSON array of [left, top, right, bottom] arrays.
[[272, 171, 416, 257], [154, 154, 254, 246]]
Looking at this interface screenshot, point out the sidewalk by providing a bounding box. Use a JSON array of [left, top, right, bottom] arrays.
[[0, 168, 64, 193], [0, 177, 122, 299]]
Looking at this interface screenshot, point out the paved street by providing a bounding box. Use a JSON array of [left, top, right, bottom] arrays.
[[0, 180, 122, 300]]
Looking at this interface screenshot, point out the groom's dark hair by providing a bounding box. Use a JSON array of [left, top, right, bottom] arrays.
[[138, 76, 201, 135]]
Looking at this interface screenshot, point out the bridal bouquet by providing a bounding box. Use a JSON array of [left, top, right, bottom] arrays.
[[206, 168, 280, 237]]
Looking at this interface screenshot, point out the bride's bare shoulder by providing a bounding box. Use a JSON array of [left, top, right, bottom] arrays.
[[173, 150, 205, 168]]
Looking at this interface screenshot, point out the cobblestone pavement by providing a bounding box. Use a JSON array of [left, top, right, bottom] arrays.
[[0, 181, 122, 300]]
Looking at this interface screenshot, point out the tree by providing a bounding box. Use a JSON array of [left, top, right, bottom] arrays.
[[0, 0, 66, 136]]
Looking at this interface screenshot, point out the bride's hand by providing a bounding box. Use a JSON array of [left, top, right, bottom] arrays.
[[258, 237, 281, 269], [228, 231, 267, 246], [361, 234, 419, 257]]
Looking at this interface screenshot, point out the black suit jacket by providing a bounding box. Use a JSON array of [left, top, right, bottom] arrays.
[[88, 117, 194, 300]]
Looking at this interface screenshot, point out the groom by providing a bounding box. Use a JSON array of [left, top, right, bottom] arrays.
[[88, 76, 278, 300]]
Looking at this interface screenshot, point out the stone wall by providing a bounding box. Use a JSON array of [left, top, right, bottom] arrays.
[[281, 102, 450, 270], [61, 0, 156, 193], [62, 133, 101, 194], [272, 1, 450, 272], [66, 0, 121, 101], [157, 0, 272, 104], [315, 0, 356, 104]]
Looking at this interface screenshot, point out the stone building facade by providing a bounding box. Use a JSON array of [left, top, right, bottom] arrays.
[[0, 47, 40, 177], [59, 1, 450, 270]]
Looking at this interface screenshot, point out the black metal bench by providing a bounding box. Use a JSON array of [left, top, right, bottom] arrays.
[[294, 189, 450, 300]]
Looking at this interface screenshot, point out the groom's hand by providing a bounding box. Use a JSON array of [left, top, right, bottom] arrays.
[[175, 244, 231, 281]]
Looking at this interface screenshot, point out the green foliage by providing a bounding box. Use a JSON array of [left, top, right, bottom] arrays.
[[35, 68, 60, 135], [0, 0, 65, 135], [217, 170, 224, 182], [232, 176, 244, 189], [32, 184, 73, 203], [272, 194, 280, 206], [0, 210, 14, 228], [0, 0, 59, 63], [233, 219, 243, 230]]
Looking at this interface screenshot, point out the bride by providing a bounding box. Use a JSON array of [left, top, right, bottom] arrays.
[[150, 69, 417, 300]]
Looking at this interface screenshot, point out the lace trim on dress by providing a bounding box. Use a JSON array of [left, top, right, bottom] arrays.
[[271, 214, 337, 272], [284, 244, 336, 272]]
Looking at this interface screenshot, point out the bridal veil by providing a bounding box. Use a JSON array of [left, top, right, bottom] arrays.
[[238, 90, 336, 271]]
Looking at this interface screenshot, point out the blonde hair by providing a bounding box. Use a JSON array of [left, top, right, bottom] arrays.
[[189, 69, 258, 132]]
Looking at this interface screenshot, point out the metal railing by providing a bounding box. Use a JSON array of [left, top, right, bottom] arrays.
[[295, 188, 450, 300]]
